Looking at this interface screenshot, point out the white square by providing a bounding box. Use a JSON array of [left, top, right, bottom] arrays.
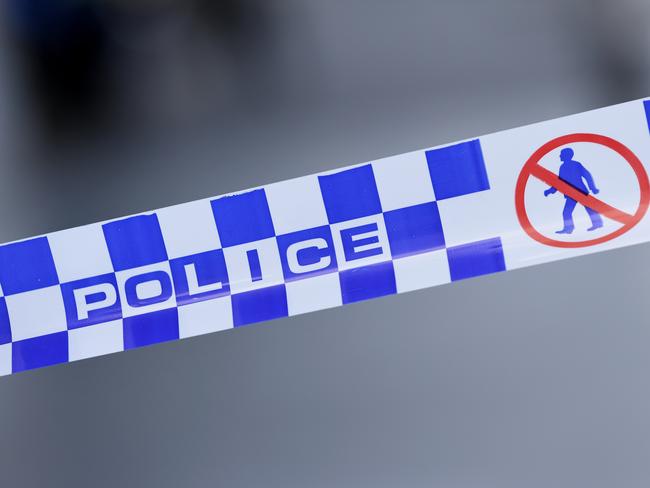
[[286, 272, 342, 316], [5, 286, 67, 341], [178, 296, 233, 339], [49, 224, 114, 283], [68, 319, 124, 362], [223, 237, 284, 294], [266, 175, 329, 235], [331, 215, 391, 271], [0, 343, 11, 376], [373, 150, 435, 211], [393, 250, 451, 294], [116, 262, 177, 318], [436, 190, 506, 247], [157, 200, 221, 258]]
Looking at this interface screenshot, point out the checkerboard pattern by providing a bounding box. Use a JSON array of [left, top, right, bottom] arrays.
[[0, 138, 504, 376]]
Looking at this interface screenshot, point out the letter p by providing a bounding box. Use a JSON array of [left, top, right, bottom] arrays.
[[61, 275, 121, 329], [74, 283, 117, 320]]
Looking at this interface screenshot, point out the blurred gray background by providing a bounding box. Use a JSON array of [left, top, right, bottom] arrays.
[[1, 1, 649, 486]]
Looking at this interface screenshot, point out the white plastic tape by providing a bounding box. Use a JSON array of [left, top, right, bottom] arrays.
[[1, 98, 649, 376]]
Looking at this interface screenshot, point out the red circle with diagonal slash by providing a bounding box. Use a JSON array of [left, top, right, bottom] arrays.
[[515, 133, 650, 248]]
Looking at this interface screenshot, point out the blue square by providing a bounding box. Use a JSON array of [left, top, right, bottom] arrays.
[[277, 226, 337, 281], [12, 331, 69, 373], [318, 165, 382, 223], [170, 250, 230, 306], [232, 284, 288, 327], [426, 139, 490, 200], [103, 214, 168, 271], [339, 261, 396, 304], [384, 202, 445, 258], [211, 189, 275, 247], [61, 274, 122, 330], [0, 237, 59, 295], [644, 100, 650, 134], [0, 298, 11, 345], [123, 308, 179, 350], [447, 237, 506, 281]]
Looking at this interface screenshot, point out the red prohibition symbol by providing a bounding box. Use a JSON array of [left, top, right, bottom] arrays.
[[515, 133, 650, 248]]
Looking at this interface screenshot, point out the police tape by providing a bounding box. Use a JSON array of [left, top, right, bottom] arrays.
[[1, 98, 650, 377]]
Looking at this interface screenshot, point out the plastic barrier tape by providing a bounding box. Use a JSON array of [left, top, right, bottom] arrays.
[[1, 98, 650, 376]]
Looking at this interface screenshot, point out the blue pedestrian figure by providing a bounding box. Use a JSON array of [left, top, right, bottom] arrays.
[[543, 147, 603, 234]]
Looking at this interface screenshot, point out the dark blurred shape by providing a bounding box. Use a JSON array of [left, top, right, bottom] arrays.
[[193, 0, 278, 104], [195, 0, 270, 42], [6, 0, 113, 132], [589, 0, 649, 104], [4, 0, 277, 139]]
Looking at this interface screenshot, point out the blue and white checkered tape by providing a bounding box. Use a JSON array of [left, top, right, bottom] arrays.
[[1, 98, 650, 376]]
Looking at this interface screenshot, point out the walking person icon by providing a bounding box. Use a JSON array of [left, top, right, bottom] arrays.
[[543, 147, 603, 234]]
